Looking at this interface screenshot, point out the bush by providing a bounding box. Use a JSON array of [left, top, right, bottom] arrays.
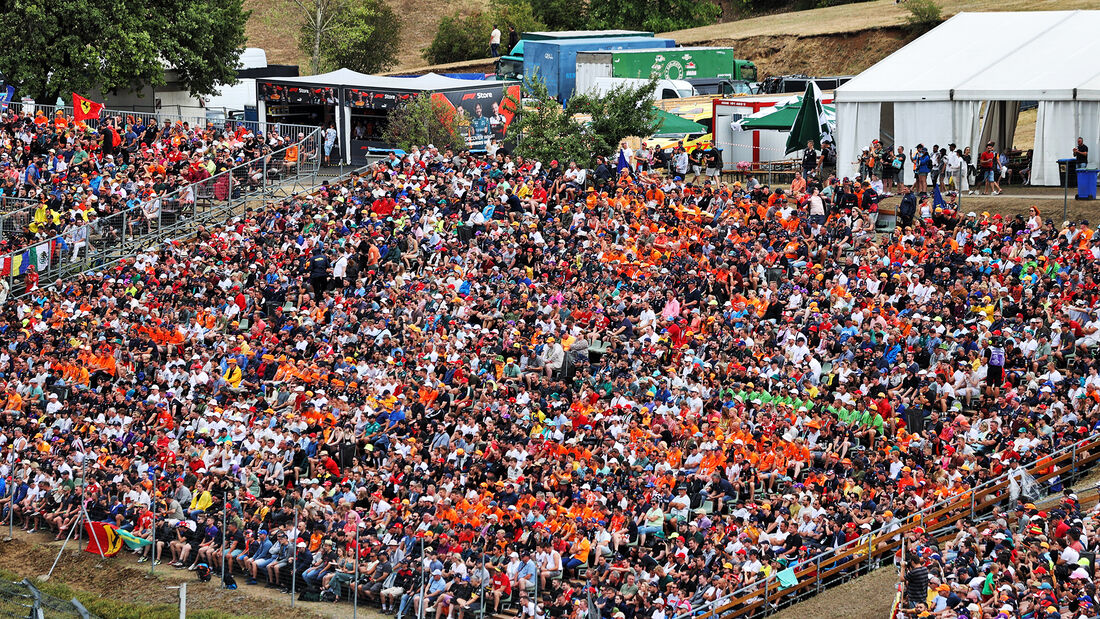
[[382, 94, 467, 152], [422, 11, 488, 65], [567, 79, 659, 157], [904, 0, 943, 30], [422, 0, 543, 65], [531, 0, 587, 30], [586, 0, 720, 33]]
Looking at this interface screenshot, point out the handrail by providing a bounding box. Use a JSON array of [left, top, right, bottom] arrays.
[[677, 434, 1100, 619], [887, 444, 1100, 609], [0, 127, 322, 297]]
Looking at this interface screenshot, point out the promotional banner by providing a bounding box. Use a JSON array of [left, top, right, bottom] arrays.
[[259, 83, 338, 105], [430, 83, 521, 151], [344, 88, 416, 111]]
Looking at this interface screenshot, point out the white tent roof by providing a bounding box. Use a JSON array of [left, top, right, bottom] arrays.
[[836, 11, 1100, 103], [270, 69, 489, 91]]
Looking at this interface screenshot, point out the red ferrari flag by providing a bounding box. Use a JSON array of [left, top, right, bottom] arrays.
[[71, 93, 103, 122]]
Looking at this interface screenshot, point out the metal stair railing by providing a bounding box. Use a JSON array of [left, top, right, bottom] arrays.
[[675, 434, 1100, 619], [0, 127, 322, 299]]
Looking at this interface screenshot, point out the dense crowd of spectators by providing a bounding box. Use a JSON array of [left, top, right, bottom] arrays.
[[901, 491, 1100, 619], [0, 107, 299, 257], [0, 143, 1098, 619]]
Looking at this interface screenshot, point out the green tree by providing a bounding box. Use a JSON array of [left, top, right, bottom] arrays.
[[0, 0, 248, 102], [292, 0, 347, 75], [585, 0, 720, 33], [567, 79, 659, 157], [507, 77, 598, 167], [422, 0, 543, 64], [308, 0, 401, 73], [382, 94, 467, 152]]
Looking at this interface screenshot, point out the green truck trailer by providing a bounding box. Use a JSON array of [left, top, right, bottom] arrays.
[[494, 30, 653, 80], [574, 47, 756, 90]]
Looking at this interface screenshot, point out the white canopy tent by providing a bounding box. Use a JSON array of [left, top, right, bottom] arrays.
[[269, 68, 485, 91], [835, 11, 1100, 186]]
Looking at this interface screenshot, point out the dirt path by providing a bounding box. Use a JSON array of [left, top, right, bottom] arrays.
[[770, 566, 898, 619], [0, 529, 383, 619]]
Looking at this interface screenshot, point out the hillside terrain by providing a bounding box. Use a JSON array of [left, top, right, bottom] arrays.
[[243, 0, 490, 73], [245, 0, 1095, 76]]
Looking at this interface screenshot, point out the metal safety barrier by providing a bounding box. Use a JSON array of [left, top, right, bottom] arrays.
[[8, 101, 314, 141], [676, 434, 1100, 619], [0, 127, 322, 298]]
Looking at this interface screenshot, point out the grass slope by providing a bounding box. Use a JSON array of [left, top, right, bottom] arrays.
[[666, 0, 1099, 44], [244, 0, 490, 72]]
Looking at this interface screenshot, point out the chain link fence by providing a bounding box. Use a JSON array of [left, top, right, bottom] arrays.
[[0, 579, 96, 619]]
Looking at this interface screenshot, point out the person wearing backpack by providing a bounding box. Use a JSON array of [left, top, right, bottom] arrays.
[[897, 184, 917, 228], [101, 121, 120, 159], [911, 145, 931, 194]]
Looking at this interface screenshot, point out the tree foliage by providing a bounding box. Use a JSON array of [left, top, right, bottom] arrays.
[[382, 94, 467, 152], [422, 0, 543, 64], [530, 0, 588, 31], [585, 0, 720, 33], [309, 0, 401, 74], [507, 78, 598, 168], [567, 79, 659, 158], [0, 0, 248, 101]]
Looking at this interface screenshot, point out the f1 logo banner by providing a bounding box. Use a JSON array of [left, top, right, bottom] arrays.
[[431, 84, 521, 151]]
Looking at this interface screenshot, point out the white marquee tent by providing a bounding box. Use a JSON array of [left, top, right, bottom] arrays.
[[835, 11, 1100, 186]]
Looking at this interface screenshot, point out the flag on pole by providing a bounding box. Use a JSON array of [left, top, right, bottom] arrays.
[[785, 81, 832, 155], [84, 521, 124, 557], [0, 86, 13, 109], [34, 242, 50, 272], [932, 183, 947, 210], [72, 93, 104, 122], [616, 149, 631, 175]]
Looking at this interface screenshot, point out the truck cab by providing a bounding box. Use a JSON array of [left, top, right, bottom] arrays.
[[734, 59, 757, 82]]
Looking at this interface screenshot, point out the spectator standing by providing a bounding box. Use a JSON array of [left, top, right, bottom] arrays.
[[635, 142, 652, 172], [801, 139, 817, 179], [323, 123, 338, 166], [978, 141, 1000, 195], [819, 139, 837, 177], [490, 25, 501, 57], [707, 146, 723, 180], [902, 553, 930, 609], [1072, 136, 1090, 187], [507, 25, 518, 52], [911, 144, 931, 193]]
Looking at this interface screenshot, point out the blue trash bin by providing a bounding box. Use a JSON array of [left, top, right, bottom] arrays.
[[1077, 169, 1098, 200]]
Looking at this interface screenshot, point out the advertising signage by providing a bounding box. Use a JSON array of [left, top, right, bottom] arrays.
[[259, 82, 338, 105], [344, 88, 417, 110], [431, 83, 521, 151]]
